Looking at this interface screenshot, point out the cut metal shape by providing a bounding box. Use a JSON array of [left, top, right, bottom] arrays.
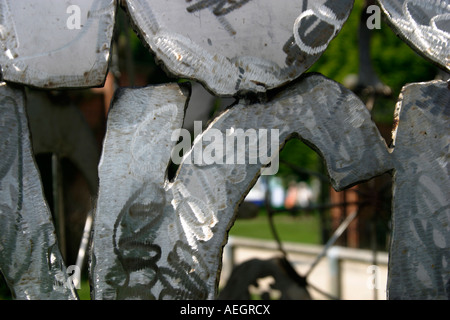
[[123, 0, 354, 96], [378, 0, 450, 72], [90, 83, 191, 299], [0, 0, 115, 89], [0, 83, 78, 300], [388, 80, 450, 300], [90, 73, 391, 299]]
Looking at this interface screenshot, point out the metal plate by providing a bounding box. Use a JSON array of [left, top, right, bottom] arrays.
[[388, 80, 450, 300], [0, 83, 78, 300], [124, 0, 354, 96], [90, 83, 191, 300], [90, 74, 391, 299], [378, 0, 450, 72], [0, 0, 115, 88]]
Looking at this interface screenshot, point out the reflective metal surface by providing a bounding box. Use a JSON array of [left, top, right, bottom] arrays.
[[388, 80, 450, 299], [90, 83, 191, 299], [0, 83, 78, 300], [90, 74, 391, 299], [123, 0, 354, 96], [0, 0, 448, 301], [0, 0, 116, 88], [378, 0, 450, 71]]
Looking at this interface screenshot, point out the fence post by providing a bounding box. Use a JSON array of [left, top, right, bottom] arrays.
[[222, 236, 236, 283], [327, 247, 342, 300]]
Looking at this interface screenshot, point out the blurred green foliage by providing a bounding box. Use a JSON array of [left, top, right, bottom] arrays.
[[310, 0, 438, 94]]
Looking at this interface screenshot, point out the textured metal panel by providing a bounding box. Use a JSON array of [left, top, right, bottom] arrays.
[[123, 0, 354, 96], [378, 0, 450, 72], [0, 0, 116, 88], [0, 83, 78, 300], [90, 74, 391, 299], [90, 83, 191, 299], [388, 80, 450, 299]]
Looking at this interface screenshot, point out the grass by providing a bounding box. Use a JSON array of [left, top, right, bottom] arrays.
[[229, 211, 321, 245], [77, 280, 91, 300]]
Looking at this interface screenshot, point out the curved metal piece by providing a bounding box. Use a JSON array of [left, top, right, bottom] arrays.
[[123, 0, 354, 96], [388, 80, 450, 300], [90, 73, 392, 300], [90, 83, 192, 300], [0, 0, 116, 89], [0, 83, 78, 300], [377, 0, 450, 72]]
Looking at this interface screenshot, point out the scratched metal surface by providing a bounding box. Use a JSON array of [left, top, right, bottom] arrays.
[[0, 83, 78, 300], [377, 0, 450, 72], [90, 74, 392, 299], [90, 83, 191, 299], [388, 80, 450, 299], [123, 0, 354, 96], [0, 0, 115, 88]]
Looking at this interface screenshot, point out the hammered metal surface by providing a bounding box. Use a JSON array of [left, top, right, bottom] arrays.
[[378, 0, 450, 71], [90, 83, 191, 300], [388, 80, 450, 300], [0, 0, 115, 88], [90, 74, 392, 300], [0, 0, 447, 302], [0, 83, 78, 300], [123, 0, 354, 96]]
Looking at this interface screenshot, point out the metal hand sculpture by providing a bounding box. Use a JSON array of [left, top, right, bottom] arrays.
[[90, 74, 392, 299]]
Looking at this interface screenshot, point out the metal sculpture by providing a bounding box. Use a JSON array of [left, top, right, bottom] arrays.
[[0, 83, 78, 299], [376, 0, 450, 299], [0, 0, 448, 300], [377, 0, 449, 72], [123, 0, 354, 95], [0, 0, 115, 88], [388, 80, 449, 299], [90, 73, 393, 299]]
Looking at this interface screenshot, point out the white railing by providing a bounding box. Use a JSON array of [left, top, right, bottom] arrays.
[[223, 236, 389, 300]]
